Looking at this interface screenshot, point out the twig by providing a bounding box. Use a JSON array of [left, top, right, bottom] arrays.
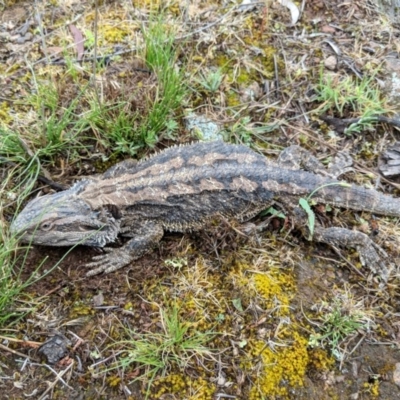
[[35, 361, 75, 400], [320, 114, 400, 134], [90, 0, 103, 109], [0, 335, 41, 347], [0, 342, 39, 361], [273, 53, 279, 92], [34, 0, 48, 62], [36, 284, 65, 299], [330, 245, 367, 279]]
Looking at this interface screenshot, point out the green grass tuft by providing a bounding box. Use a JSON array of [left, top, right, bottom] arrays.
[[316, 71, 390, 134], [102, 303, 215, 398]]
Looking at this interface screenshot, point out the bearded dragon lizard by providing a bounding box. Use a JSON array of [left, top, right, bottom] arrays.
[[10, 141, 399, 280]]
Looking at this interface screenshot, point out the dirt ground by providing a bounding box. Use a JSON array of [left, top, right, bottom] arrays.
[[2, 0, 400, 399]]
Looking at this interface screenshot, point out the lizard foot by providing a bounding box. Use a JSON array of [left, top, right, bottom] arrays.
[[327, 151, 353, 178], [313, 226, 393, 283], [356, 241, 393, 283], [85, 248, 134, 276]]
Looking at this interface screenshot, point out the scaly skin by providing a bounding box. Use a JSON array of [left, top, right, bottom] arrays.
[[10, 141, 400, 280]]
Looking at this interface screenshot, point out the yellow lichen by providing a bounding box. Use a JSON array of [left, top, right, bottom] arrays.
[[363, 380, 380, 398], [248, 331, 309, 399], [99, 24, 131, 44], [308, 348, 335, 371], [69, 302, 94, 318], [107, 375, 121, 388], [253, 268, 295, 316], [152, 374, 215, 399]]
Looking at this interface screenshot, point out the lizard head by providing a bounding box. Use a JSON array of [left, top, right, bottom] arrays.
[[10, 181, 120, 247]]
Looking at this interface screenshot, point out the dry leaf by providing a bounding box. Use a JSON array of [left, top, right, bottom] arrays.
[[69, 24, 84, 61], [278, 0, 300, 25]]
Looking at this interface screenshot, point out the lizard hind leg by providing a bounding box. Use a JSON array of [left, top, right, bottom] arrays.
[[313, 226, 392, 283], [289, 205, 392, 283]]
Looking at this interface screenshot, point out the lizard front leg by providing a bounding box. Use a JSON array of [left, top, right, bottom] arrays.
[[85, 220, 164, 276]]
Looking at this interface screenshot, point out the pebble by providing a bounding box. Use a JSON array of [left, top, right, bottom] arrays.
[[393, 363, 400, 387]]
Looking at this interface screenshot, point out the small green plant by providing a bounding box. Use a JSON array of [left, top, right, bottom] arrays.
[[103, 303, 215, 397], [299, 182, 352, 238], [221, 117, 279, 144], [260, 206, 286, 219], [135, 16, 187, 147], [24, 82, 90, 161], [89, 100, 142, 155], [164, 257, 188, 270], [316, 71, 389, 134], [308, 286, 374, 361], [95, 16, 187, 156], [0, 161, 44, 326], [0, 128, 28, 162], [195, 68, 224, 92]]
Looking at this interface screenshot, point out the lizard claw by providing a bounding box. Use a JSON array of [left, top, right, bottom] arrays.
[[86, 248, 133, 276]]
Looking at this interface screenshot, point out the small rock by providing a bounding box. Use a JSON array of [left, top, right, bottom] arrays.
[[217, 374, 226, 386], [321, 25, 336, 34], [92, 292, 104, 306], [393, 363, 400, 386], [38, 334, 70, 364], [379, 142, 400, 177], [324, 55, 337, 70], [240, 81, 262, 103], [185, 113, 222, 141], [14, 33, 33, 44], [335, 375, 346, 383]]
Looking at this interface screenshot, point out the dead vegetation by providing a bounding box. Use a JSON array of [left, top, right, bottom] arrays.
[[2, 0, 400, 399]]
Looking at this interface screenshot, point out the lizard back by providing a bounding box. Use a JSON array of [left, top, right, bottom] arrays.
[[78, 141, 326, 231]]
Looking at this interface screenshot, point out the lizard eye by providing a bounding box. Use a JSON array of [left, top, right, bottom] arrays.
[[40, 222, 53, 231]]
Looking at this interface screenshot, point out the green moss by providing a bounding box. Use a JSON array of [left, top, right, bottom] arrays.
[[214, 54, 231, 72], [0, 102, 12, 125], [69, 301, 94, 318], [214, 44, 280, 91], [92, 153, 123, 173], [226, 91, 241, 107]]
